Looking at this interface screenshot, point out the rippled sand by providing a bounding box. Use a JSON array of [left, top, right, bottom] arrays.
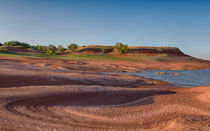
[[0, 57, 209, 131]]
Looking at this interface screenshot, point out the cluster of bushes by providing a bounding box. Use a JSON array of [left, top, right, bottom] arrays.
[[0, 41, 80, 55], [35, 43, 78, 55], [114, 42, 129, 54], [2, 41, 33, 48], [0, 40, 131, 55], [67, 43, 78, 52]]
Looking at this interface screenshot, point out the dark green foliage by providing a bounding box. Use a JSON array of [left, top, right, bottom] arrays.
[[36, 45, 48, 52], [0, 49, 10, 53], [3, 41, 32, 48], [57, 45, 66, 54], [0, 41, 132, 56], [46, 45, 57, 55], [36, 45, 57, 55], [30, 45, 38, 50], [114, 42, 129, 54], [68, 43, 78, 52]]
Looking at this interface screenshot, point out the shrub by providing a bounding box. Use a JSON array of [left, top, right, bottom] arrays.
[[57, 45, 66, 54], [67, 43, 78, 52], [46, 45, 57, 55], [3, 41, 31, 48], [0, 49, 10, 53], [114, 42, 129, 54], [0, 43, 2, 46], [36, 45, 48, 52]]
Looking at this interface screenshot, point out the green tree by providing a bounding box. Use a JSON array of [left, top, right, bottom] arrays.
[[114, 42, 129, 54], [0, 43, 2, 46], [57, 45, 65, 54], [46, 45, 56, 55], [37, 45, 42, 52], [67, 43, 78, 52], [36, 45, 48, 52]]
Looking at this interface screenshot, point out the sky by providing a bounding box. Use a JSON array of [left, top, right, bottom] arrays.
[[0, 0, 210, 60]]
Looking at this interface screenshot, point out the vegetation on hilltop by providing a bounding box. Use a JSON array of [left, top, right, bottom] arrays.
[[3, 41, 34, 49], [0, 40, 185, 56], [57, 45, 66, 54], [37, 45, 48, 52], [114, 42, 129, 54], [46, 45, 57, 55], [67, 43, 78, 53], [0, 40, 198, 62]]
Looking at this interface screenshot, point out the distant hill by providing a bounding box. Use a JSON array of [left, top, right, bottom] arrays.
[[77, 45, 186, 56], [0, 44, 188, 57]]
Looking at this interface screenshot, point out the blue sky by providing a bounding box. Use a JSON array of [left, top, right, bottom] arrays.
[[0, 0, 210, 59]]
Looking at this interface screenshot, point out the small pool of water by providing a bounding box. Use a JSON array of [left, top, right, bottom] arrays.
[[125, 69, 210, 87]]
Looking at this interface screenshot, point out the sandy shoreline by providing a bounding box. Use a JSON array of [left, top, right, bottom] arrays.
[[0, 57, 209, 131]]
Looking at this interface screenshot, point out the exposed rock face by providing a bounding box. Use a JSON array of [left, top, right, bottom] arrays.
[[77, 46, 186, 56], [129, 47, 186, 56], [78, 47, 114, 54]]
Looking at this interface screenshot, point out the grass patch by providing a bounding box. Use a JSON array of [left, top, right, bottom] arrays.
[[0, 51, 157, 61], [0, 49, 52, 58], [45, 54, 157, 61]]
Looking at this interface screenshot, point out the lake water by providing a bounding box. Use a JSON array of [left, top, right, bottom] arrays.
[[125, 69, 210, 87]]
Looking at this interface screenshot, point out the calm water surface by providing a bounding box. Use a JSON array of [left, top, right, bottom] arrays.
[[125, 69, 210, 87]]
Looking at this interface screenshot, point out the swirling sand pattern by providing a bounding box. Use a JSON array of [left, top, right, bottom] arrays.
[[0, 58, 209, 131]]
